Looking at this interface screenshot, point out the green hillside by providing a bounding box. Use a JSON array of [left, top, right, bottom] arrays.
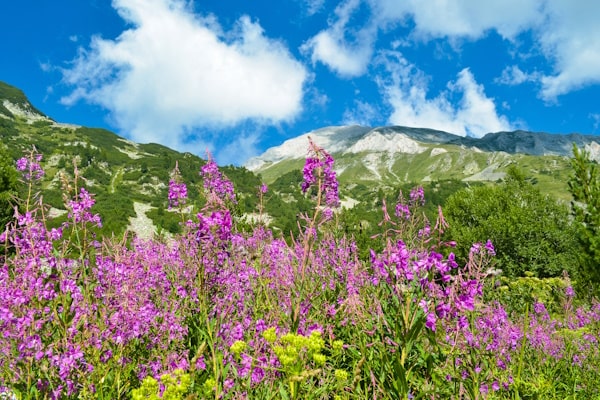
[[256, 142, 573, 202], [0, 80, 578, 240]]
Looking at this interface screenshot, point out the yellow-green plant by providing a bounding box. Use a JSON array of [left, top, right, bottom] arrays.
[[131, 369, 191, 400], [263, 328, 346, 400]]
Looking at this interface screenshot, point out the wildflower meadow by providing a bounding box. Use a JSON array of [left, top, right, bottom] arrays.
[[1, 141, 600, 399]]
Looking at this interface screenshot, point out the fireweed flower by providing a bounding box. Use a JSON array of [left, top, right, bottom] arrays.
[[301, 138, 339, 208], [194, 210, 233, 243], [66, 188, 102, 227], [565, 286, 575, 298], [395, 203, 411, 220], [200, 154, 236, 205], [16, 157, 27, 171], [409, 186, 425, 205], [484, 239, 496, 255], [16, 151, 44, 181], [425, 312, 437, 331], [168, 162, 188, 209]]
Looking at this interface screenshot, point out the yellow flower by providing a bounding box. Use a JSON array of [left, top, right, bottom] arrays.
[[262, 327, 277, 343], [230, 340, 247, 356]]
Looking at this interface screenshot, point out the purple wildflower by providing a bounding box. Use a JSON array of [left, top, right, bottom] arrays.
[[201, 154, 236, 204], [168, 162, 188, 209], [480, 383, 489, 396], [484, 239, 496, 255], [67, 188, 102, 227], [409, 186, 425, 205], [395, 203, 410, 220], [565, 286, 575, 298], [425, 312, 437, 331], [16, 151, 44, 181], [16, 157, 28, 171], [301, 138, 339, 207]]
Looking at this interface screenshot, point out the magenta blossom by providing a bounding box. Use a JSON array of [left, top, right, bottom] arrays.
[[301, 138, 339, 207], [16, 151, 44, 181], [168, 162, 188, 209], [201, 155, 236, 205]]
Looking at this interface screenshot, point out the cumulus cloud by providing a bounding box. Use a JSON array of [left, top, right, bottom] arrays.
[[60, 0, 307, 152], [301, 0, 377, 77], [305, 0, 600, 100], [342, 100, 380, 126], [303, 0, 541, 77], [378, 53, 511, 137], [376, 0, 543, 40], [496, 65, 539, 85], [536, 1, 600, 100]]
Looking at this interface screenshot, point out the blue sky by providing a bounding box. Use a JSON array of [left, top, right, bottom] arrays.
[[2, 0, 600, 165]]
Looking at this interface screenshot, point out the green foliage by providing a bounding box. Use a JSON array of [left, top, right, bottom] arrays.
[[0, 144, 18, 229], [569, 144, 600, 287], [486, 273, 572, 315], [42, 188, 66, 208], [444, 167, 584, 279], [82, 165, 111, 186], [146, 205, 183, 234], [337, 180, 476, 260], [93, 193, 136, 236]]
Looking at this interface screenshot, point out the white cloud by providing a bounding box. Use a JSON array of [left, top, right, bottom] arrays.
[[590, 113, 600, 133], [375, 0, 543, 40], [305, 0, 600, 100], [302, 0, 542, 77], [496, 65, 539, 85], [342, 100, 380, 126], [303, 0, 326, 16], [378, 52, 511, 137], [301, 0, 377, 77], [404, 0, 600, 100], [60, 0, 307, 152], [307, 87, 329, 109], [536, 1, 600, 100]]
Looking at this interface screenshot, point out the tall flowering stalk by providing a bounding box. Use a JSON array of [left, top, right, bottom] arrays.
[[15, 147, 44, 212], [200, 153, 236, 209], [168, 161, 188, 210], [290, 138, 341, 332]]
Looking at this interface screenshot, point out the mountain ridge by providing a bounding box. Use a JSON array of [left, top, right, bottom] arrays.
[[0, 80, 270, 238], [0, 79, 595, 238], [246, 125, 600, 172], [245, 125, 600, 204]]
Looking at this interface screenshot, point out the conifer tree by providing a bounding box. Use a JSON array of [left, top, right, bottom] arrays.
[[569, 144, 600, 286], [0, 144, 18, 229]]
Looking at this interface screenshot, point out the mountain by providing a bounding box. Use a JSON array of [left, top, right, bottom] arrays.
[[0, 82, 48, 121], [1, 79, 595, 239], [0, 81, 266, 238], [246, 125, 600, 201]]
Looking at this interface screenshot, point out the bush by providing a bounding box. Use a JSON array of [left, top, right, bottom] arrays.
[[444, 167, 584, 280]]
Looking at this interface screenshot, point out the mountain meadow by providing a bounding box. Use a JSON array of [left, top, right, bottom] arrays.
[[2, 80, 600, 399]]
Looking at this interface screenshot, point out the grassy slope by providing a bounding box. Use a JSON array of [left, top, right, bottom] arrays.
[[256, 144, 573, 202]]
